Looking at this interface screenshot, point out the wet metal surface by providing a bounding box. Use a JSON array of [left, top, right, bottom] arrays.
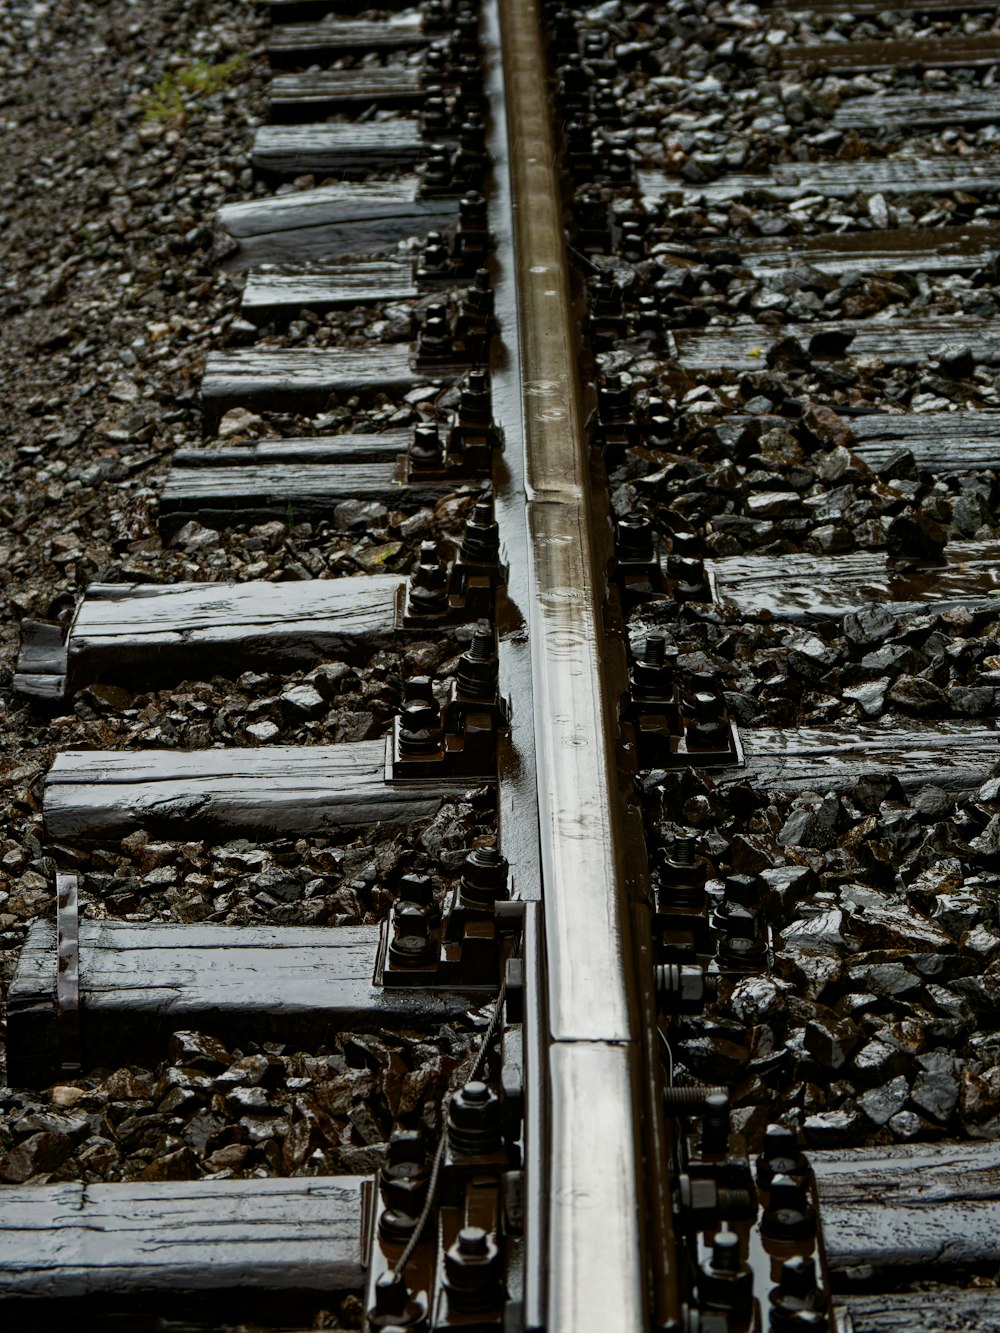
[[499, 0, 646, 1327]]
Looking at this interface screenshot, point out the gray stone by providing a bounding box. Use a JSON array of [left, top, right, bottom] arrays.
[[911, 1052, 960, 1122], [858, 1076, 909, 1127], [844, 677, 889, 718]]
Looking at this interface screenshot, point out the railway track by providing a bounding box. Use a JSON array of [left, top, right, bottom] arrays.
[[4, 0, 1000, 1328]]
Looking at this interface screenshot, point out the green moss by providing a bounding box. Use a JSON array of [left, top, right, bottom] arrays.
[[140, 53, 249, 121]]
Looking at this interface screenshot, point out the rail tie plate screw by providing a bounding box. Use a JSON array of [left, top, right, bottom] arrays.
[[698, 1229, 753, 1317], [761, 1173, 817, 1242], [770, 1255, 828, 1332], [389, 902, 438, 967], [369, 1272, 424, 1329], [461, 497, 500, 565], [460, 846, 509, 907], [447, 1080, 503, 1156], [397, 682, 443, 757], [656, 964, 718, 1015], [757, 1124, 810, 1188], [409, 540, 450, 615], [444, 1225, 503, 1312], [456, 630, 499, 699], [700, 1090, 730, 1156], [409, 421, 445, 471], [632, 632, 674, 698]]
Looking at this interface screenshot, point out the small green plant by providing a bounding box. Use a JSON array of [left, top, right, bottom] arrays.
[[285, 499, 296, 531], [141, 53, 249, 122]]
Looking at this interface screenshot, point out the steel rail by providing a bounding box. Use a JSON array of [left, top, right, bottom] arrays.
[[493, 1, 653, 1326]]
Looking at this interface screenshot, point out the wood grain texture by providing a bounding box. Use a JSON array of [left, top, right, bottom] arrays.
[[44, 741, 477, 840], [60, 576, 404, 687], [174, 432, 410, 467], [742, 223, 1000, 279], [833, 90, 1000, 132], [160, 461, 452, 529], [7, 920, 477, 1082], [252, 122, 428, 180], [709, 541, 1000, 621], [0, 1176, 365, 1297], [850, 410, 1000, 473], [842, 1290, 1000, 1332], [640, 156, 1000, 203], [814, 1140, 1000, 1272], [241, 262, 418, 321], [673, 318, 1000, 372], [271, 67, 424, 119], [201, 345, 425, 430], [217, 179, 458, 270], [780, 34, 1000, 73], [762, 0, 996, 11], [269, 18, 428, 63], [730, 720, 1000, 792]]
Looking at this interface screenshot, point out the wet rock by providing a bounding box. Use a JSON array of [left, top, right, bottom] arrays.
[[948, 686, 996, 717], [863, 960, 923, 999], [746, 491, 801, 519], [682, 1033, 751, 1083], [844, 605, 899, 650], [218, 408, 265, 440], [970, 815, 1000, 867], [802, 404, 854, 450], [803, 1109, 862, 1146], [932, 888, 992, 937], [852, 1040, 908, 1087], [78, 683, 133, 713], [775, 945, 841, 1001], [888, 1109, 925, 1141], [910, 785, 952, 822], [280, 684, 326, 719], [225, 1086, 277, 1117], [848, 902, 953, 953], [140, 1145, 197, 1181], [0, 1131, 74, 1183], [843, 677, 889, 718], [728, 833, 779, 874], [168, 1031, 232, 1073], [780, 908, 853, 955], [886, 674, 947, 716], [960, 1067, 1000, 1137], [858, 1076, 909, 1127], [858, 644, 923, 681], [911, 1052, 960, 1122], [804, 1010, 862, 1070], [728, 976, 788, 1027], [962, 924, 1000, 962], [338, 1143, 389, 1173], [205, 1143, 251, 1172], [778, 792, 840, 850], [885, 511, 947, 559]]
